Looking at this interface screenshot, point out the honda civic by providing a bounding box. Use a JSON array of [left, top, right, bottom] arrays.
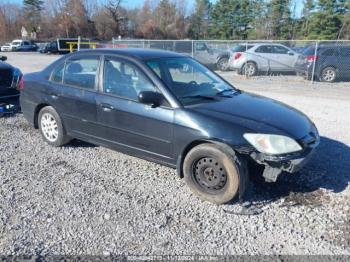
[[20, 49, 319, 204]]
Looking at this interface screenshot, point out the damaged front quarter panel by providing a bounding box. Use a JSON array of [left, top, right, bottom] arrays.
[[247, 149, 316, 183]]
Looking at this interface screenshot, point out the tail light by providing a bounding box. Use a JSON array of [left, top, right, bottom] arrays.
[[306, 55, 317, 62], [234, 52, 242, 60], [18, 75, 24, 90]]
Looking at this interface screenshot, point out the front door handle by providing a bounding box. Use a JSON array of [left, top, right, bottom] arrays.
[[100, 103, 114, 112]]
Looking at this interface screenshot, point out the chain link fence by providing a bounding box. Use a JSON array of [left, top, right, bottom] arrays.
[[104, 39, 350, 84]]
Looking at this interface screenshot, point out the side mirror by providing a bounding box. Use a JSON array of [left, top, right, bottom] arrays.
[[288, 51, 294, 56], [0, 56, 7, 61], [138, 91, 164, 107]]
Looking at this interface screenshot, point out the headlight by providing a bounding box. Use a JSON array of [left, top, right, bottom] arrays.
[[243, 133, 302, 155]]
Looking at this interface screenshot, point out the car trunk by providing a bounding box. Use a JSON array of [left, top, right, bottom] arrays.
[[0, 68, 18, 98]]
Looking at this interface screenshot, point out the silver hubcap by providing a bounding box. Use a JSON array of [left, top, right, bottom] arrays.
[[244, 64, 255, 76], [219, 59, 228, 70], [41, 113, 58, 142], [322, 69, 335, 82]]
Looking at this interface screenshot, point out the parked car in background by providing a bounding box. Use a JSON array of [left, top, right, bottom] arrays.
[[0, 55, 22, 99], [227, 44, 255, 71], [37, 42, 49, 53], [150, 41, 229, 71], [1, 43, 12, 52], [20, 48, 319, 204], [229, 43, 298, 76], [294, 45, 350, 82], [10, 39, 38, 52], [44, 38, 92, 54]]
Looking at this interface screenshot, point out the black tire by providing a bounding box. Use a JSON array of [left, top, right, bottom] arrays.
[[183, 143, 243, 204], [217, 57, 229, 71], [38, 106, 70, 147], [241, 62, 257, 76], [320, 66, 337, 82]]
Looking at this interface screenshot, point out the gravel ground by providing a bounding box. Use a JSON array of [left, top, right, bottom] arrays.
[[0, 52, 350, 256]]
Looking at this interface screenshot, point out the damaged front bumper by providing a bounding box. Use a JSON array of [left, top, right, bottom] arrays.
[[248, 131, 320, 182]]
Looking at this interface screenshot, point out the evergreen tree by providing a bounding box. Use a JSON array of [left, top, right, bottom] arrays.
[[268, 0, 292, 39], [187, 0, 211, 39], [23, 0, 44, 33], [209, 0, 254, 40], [307, 0, 344, 39]]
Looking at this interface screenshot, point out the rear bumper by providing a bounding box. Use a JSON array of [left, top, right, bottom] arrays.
[[294, 64, 314, 78]]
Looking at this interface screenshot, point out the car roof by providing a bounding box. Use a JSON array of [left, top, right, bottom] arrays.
[[72, 48, 187, 60]]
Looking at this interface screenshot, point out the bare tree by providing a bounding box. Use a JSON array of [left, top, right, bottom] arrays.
[[105, 0, 127, 37]]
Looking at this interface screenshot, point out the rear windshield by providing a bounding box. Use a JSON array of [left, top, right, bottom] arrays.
[[231, 45, 254, 52], [302, 47, 316, 55]]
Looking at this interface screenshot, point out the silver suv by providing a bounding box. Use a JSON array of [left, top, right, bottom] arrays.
[[228, 43, 298, 76]]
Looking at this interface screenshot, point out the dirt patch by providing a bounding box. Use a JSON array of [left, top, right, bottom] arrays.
[[280, 188, 331, 208]]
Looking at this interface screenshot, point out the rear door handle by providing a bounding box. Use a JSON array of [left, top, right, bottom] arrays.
[[100, 103, 114, 112]]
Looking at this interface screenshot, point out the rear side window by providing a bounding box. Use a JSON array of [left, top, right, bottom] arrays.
[[255, 45, 274, 53], [51, 63, 65, 83], [63, 57, 99, 89], [321, 49, 337, 56], [272, 45, 289, 54]]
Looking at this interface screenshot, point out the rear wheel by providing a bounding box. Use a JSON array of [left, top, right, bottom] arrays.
[[242, 62, 257, 76], [217, 57, 229, 71], [183, 143, 242, 204], [320, 66, 337, 82], [38, 106, 70, 147]]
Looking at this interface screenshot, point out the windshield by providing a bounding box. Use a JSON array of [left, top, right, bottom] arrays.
[[12, 41, 21, 45], [146, 57, 237, 105]]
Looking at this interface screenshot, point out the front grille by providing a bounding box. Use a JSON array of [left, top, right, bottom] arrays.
[[0, 69, 13, 88]]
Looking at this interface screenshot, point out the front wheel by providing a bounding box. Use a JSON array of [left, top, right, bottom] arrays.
[[38, 106, 70, 147], [183, 143, 242, 204]]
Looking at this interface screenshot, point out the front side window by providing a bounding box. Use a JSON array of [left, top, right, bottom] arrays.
[[146, 57, 237, 105], [103, 58, 157, 100], [63, 57, 99, 89]]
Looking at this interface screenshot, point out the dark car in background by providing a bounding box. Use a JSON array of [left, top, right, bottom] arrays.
[[20, 49, 319, 204], [0, 56, 22, 114], [294, 45, 350, 82], [12, 40, 38, 52]]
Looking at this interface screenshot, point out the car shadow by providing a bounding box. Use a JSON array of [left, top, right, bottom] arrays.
[[65, 139, 97, 148], [246, 136, 350, 205]]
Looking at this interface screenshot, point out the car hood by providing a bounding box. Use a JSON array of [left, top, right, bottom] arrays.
[[188, 91, 313, 139]]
